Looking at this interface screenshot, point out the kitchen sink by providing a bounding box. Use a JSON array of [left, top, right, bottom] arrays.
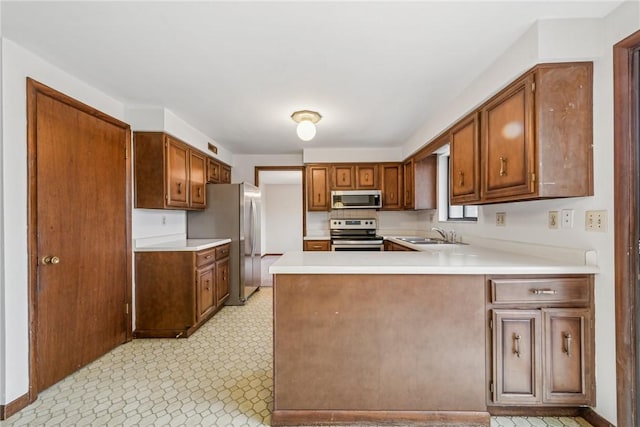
[[395, 236, 467, 245]]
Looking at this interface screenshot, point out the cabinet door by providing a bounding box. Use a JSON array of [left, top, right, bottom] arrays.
[[403, 159, 414, 209], [381, 164, 403, 210], [190, 151, 207, 208], [221, 165, 231, 183], [207, 158, 220, 183], [196, 267, 215, 320], [307, 165, 330, 211], [332, 164, 355, 190], [543, 308, 594, 405], [166, 137, 190, 208], [492, 309, 542, 404], [356, 164, 378, 189], [450, 113, 481, 204], [216, 258, 230, 305], [482, 74, 535, 201]]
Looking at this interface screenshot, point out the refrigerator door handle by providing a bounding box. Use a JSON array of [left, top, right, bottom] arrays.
[[251, 199, 257, 257]]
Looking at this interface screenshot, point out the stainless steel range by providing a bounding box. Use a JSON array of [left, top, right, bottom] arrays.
[[330, 218, 384, 251]]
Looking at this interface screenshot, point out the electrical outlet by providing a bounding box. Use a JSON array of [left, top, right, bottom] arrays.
[[585, 210, 607, 232], [496, 212, 506, 226], [161, 215, 167, 225], [548, 211, 559, 229], [561, 209, 574, 229]]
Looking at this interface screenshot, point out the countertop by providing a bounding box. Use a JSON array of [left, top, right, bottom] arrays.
[[134, 238, 231, 252], [270, 236, 599, 275]]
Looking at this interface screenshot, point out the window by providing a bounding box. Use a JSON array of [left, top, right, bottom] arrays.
[[436, 145, 478, 222]]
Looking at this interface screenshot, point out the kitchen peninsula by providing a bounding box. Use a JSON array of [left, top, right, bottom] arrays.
[[269, 241, 598, 426]]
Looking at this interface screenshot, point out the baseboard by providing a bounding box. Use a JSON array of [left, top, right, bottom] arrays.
[[579, 408, 616, 427], [262, 253, 283, 257], [488, 406, 582, 417], [0, 393, 30, 420]]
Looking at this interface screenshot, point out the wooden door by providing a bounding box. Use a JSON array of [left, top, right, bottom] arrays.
[[543, 308, 594, 404], [381, 164, 403, 210], [482, 74, 535, 201], [306, 165, 329, 211], [403, 159, 414, 209], [331, 164, 355, 190], [196, 267, 215, 320], [216, 258, 230, 304], [492, 309, 542, 404], [190, 151, 206, 208], [28, 79, 130, 393], [166, 136, 189, 208], [356, 165, 378, 189], [450, 113, 481, 204]]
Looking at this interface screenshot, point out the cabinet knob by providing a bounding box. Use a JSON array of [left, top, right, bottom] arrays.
[[42, 255, 60, 265]]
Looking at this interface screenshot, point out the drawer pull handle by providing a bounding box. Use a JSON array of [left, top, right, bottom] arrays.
[[563, 332, 572, 357], [205, 255, 212, 259], [459, 171, 464, 186], [513, 333, 521, 358], [499, 157, 507, 176], [532, 289, 557, 295]]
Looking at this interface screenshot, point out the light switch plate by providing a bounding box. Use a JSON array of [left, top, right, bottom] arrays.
[[548, 211, 559, 229], [585, 210, 607, 232], [496, 212, 506, 226]]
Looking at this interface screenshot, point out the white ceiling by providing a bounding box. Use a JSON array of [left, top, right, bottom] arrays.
[[1, 1, 623, 155]]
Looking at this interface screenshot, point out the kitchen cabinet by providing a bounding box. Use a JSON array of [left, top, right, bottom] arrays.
[[380, 163, 403, 210], [450, 112, 481, 204], [480, 62, 593, 203], [384, 240, 415, 251], [356, 164, 378, 189], [306, 164, 330, 211], [134, 243, 231, 338], [331, 164, 355, 190], [304, 240, 331, 251], [134, 131, 208, 210], [207, 157, 232, 184], [404, 156, 437, 210], [488, 275, 594, 407], [403, 159, 414, 209]]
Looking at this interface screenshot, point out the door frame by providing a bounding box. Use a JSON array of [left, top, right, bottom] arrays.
[[254, 165, 306, 243], [614, 31, 640, 427], [26, 78, 133, 402]]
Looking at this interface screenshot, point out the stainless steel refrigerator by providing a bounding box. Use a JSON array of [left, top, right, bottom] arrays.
[[187, 183, 261, 305]]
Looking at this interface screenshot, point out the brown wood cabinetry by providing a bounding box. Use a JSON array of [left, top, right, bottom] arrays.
[[356, 164, 378, 189], [403, 159, 414, 209], [450, 112, 481, 204], [331, 164, 355, 189], [207, 157, 232, 184], [306, 164, 330, 211], [134, 131, 208, 210], [304, 240, 331, 251], [488, 275, 594, 407], [384, 240, 415, 251], [403, 156, 437, 210], [380, 163, 403, 210], [134, 243, 231, 338], [480, 62, 593, 203]]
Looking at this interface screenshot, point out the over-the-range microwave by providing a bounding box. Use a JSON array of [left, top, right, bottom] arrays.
[[330, 190, 382, 209]]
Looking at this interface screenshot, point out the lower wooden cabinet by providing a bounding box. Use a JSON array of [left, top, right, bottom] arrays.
[[134, 243, 231, 338], [488, 275, 594, 407], [384, 240, 415, 251], [304, 240, 331, 251]]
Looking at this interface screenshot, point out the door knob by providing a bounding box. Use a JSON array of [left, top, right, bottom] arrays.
[[42, 255, 60, 265]]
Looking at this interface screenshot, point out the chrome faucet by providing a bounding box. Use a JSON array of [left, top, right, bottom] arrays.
[[431, 227, 448, 242]]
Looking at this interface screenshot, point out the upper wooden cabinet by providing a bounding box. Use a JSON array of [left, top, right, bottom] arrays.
[[480, 62, 593, 203], [403, 156, 437, 210], [450, 112, 481, 204], [403, 159, 414, 209], [380, 163, 403, 210], [331, 164, 355, 190], [356, 164, 378, 189], [207, 157, 232, 184], [134, 132, 208, 210], [307, 164, 330, 211]]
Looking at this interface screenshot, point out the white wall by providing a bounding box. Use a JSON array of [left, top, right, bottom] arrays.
[[0, 0, 5, 405], [232, 154, 303, 184], [401, 6, 640, 423], [263, 184, 303, 253], [1, 38, 128, 404], [304, 147, 403, 163]]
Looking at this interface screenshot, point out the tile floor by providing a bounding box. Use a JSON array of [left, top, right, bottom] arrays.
[[4, 265, 593, 426]]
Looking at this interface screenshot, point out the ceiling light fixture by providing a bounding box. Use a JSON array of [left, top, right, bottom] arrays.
[[291, 110, 322, 141]]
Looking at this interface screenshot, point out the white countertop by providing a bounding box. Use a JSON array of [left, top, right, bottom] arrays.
[[135, 238, 231, 252], [270, 237, 599, 275]]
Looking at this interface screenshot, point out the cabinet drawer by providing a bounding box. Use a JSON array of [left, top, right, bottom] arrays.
[[304, 240, 331, 251], [491, 277, 591, 305], [216, 244, 230, 259], [196, 248, 216, 267]]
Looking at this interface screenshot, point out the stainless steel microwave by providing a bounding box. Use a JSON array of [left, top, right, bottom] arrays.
[[330, 190, 382, 209]]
